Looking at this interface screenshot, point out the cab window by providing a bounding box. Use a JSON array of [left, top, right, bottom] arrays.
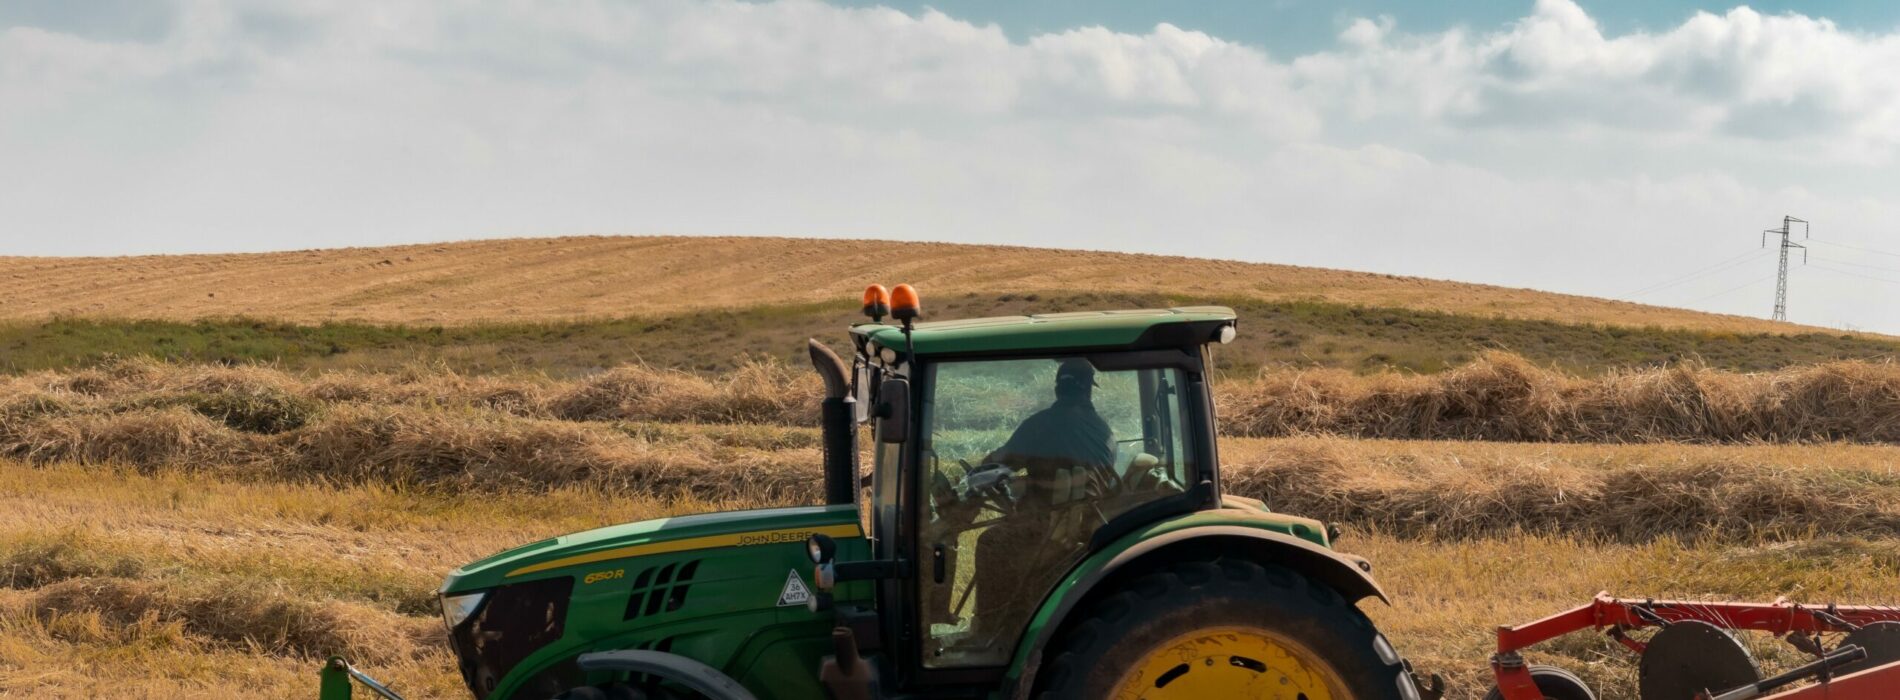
[[914, 355, 1196, 668]]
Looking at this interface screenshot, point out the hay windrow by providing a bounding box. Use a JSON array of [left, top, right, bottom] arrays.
[[1222, 438, 1900, 542], [3, 406, 263, 467], [281, 405, 818, 500], [8, 353, 1900, 443], [546, 360, 816, 424], [25, 576, 440, 665], [1220, 351, 1900, 443]]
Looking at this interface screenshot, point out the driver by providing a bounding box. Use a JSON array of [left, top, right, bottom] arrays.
[[964, 359, 1115, 639], [984, 358, 1114, 504]]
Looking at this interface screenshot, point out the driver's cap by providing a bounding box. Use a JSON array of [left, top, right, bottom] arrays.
[[1056, 359, 1098, 387]]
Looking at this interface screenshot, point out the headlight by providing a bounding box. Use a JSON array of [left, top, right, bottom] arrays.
[[440, 590, 487, 629]]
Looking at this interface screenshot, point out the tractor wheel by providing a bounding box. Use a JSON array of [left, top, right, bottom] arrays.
[[1481, 665, 1595, 700], [553, 687, 608, 700], [1036, 559, 1410, 700], [553, 682, 679, 699], [554, 681, 695, 699]]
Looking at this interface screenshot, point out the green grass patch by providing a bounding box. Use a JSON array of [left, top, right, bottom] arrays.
[[1, 293, 1893, 376]]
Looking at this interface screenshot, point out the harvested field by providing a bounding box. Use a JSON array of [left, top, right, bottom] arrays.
[[1, 450, 1896, 699], [8, 227, 1893, 700]]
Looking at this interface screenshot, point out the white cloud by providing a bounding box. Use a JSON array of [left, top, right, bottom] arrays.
[[1, 0, 1898, 331], [1296, 0, 1900, 158]]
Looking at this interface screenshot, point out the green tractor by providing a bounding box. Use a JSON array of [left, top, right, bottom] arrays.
[[323, 286, 1437, 700]]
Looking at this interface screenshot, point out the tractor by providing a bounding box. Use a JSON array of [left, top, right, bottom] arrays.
[[322, 285, 1437, 700]]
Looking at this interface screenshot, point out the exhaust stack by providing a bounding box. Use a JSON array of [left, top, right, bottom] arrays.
[[807, 339, 858, 506]]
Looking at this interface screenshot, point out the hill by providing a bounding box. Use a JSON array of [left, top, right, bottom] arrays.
[[6, 235, 1897, 376], [0, 235, 1841, 333]]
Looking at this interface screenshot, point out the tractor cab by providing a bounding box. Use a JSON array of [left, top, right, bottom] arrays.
[[851, 300, 1233, 666], [793, 286, 1418, 698]]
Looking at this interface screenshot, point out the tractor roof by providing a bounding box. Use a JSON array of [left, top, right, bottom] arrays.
[[853, 306, 1236, 356]]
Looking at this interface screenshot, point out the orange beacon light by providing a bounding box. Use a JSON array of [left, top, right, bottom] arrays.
[[890, 284, 921, 324], [862, 285, 891, 322]]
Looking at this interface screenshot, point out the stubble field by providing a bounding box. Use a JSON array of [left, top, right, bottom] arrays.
[[0, 356, 1898, 697], [1, 236, 1898, 699]]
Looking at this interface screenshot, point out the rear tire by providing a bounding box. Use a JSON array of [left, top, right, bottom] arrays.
[[1481, 665, 1596, 700], [601, 684, 646, 700], [1035, 559, 1409, 699], [553, 687, 608, 700]]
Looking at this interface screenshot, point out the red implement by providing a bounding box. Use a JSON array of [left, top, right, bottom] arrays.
[[1492, 593, 1900, 700]]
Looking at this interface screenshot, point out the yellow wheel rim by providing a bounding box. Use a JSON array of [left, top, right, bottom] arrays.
[[1109, 625, 1348, 700]]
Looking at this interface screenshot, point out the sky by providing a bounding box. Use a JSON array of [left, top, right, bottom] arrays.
[[3, 1, 1900, 332]]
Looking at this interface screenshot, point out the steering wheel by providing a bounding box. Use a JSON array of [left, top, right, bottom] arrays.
[[956, 460, 1017, 513]]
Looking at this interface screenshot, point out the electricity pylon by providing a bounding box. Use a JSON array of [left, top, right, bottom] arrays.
[[1761, 215, 1809, 322]]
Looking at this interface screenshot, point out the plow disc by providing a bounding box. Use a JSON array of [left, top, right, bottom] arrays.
[[1638, 621, 1759, 700], [1835, 621, 1900, 676], [1480, 665, 1594, 700]]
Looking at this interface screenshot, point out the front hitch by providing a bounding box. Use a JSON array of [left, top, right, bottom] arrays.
[[319, 656, 408, 700]]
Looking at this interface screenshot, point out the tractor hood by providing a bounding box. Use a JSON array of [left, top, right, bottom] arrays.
[[441, 504, 863, 593]]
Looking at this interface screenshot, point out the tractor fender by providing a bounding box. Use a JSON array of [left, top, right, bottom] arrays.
[[574, 650, 759, 700], [1005, 524, 1388, 698]]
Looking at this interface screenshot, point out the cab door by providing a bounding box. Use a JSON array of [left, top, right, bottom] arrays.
[[908, 351, 1204, 675]]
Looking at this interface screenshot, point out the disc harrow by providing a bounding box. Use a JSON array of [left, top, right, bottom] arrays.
[[1492, 593, 1900, 699]]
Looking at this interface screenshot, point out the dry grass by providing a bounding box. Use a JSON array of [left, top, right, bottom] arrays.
[[0, 461, 736, 698], [1222, 351, 1900, 443], [4, 357, 1900, 541], [5, 409, 1900, 543], [0, 235, 1833, 336], [1224, 437, 1900, 541], [3, 358, 1899, 697], [9, 353, 1900, 455], [279, 404, 816, 497], [25, 576, 441, 664], [6, 356, 816, 426], [0, 358, 825, 499], [1, 399, 821, 498], [543, 361, 816, 424], [0, 457, 1893, 699]]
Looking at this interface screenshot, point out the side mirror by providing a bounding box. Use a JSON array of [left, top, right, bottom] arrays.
[[806, 533, 838, 611], [807, 533, 837, 565], [875, 378, 910, 444]]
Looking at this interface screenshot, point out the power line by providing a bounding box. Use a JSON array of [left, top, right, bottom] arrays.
[[1627, 248, 1771, 297], [1809, 254, 1900, 277], [1689, 273, 1779, 304], [1808, 238, 1900, 260], [1808, 261, 1900, 287]]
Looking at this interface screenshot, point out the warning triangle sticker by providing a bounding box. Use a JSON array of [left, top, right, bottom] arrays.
[[777, 569, 812, 607]]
